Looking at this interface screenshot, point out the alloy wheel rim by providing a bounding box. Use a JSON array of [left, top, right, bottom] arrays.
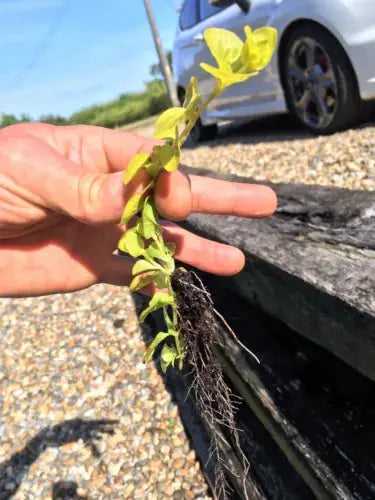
[[287, 37, 338, 129]]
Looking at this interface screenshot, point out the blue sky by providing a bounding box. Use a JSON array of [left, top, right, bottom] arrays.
[[0, 0, 180, 119]]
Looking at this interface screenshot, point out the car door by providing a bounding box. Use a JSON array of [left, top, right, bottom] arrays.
[[173, 0, 206, 97], [194, 0, 280, 120]]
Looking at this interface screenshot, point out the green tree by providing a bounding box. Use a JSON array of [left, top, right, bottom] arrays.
[[40, 114, 69, 126], [149, 51, 172, 78], [0, 113, 30, 127]]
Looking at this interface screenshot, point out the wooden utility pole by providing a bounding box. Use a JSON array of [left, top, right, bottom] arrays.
[[143, 0, 179, 107]]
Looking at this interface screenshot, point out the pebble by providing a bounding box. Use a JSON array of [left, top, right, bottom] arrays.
[[172, 458, 185, 469], [132, 412, 143, 423], [160, 444, 170, 455]]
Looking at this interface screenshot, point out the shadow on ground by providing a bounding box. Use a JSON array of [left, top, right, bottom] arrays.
[[0, 418, 117, 499]]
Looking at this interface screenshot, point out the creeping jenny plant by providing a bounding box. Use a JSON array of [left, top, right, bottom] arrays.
[[118, 26, 277, 374]]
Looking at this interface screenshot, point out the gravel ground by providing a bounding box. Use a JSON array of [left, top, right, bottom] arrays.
[[182, 116, 375, 190], [0, 286, 210, 499]]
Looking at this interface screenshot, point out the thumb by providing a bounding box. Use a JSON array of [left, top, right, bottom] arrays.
[[63, 169, 150, 225], [38, 151, 147, 225], [68, 170, 127, 224], [37, 141, 150, 224]]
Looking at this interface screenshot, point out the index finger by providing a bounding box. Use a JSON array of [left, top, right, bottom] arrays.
[[154, 170, 277, 220], [190, 174, 277, 218]]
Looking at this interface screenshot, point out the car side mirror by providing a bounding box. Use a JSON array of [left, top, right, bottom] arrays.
[[209, 0, 250, 14]]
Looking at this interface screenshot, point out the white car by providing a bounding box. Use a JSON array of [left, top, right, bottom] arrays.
[[173, 0, 375, 141]]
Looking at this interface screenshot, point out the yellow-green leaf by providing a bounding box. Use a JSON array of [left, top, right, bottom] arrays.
[[166, 242, 176, 256], [146, 162, 162, 180], [154, 272, 169, 289], [200, 62, 256, 87], [200, 26, 276, 88], [145, 241, 166, 260], [154, 107, 186, 140], [118, 228, 144, 257], [140, 196, 159, 239], [241, 26, 277, 72], [139, 292, 174, 322], [129, 271, 159, 292], [132, 259, 159, 276], [204, 28, 243, 70], [123, 151, 150, 185], [120, 194, 145, 224], [143, 331, 173, 363], [161, 344, 177, 373], [163, 308, 174, 329], [165, 258, 175, 275], [183, 76, 201, 117], [153, 143, 180, 172]]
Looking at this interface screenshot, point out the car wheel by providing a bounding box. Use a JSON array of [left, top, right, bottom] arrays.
[[281, 24, 360, 134], [185, 118, 202, 146], [184, 118, 218, 146], [199, 121, 218, 142]]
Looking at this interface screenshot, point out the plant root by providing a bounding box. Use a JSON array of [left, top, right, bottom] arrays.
[[171, 268, 250, 499]]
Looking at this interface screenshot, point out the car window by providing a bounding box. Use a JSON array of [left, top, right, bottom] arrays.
[[199, 0, 228, 21], [179, 0, 199, 30]]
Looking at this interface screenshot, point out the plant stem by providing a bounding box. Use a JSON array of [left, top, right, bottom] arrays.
[[167, 279, 183, 360], [179, 83, 223, 146], [143, 253, 166, 273]]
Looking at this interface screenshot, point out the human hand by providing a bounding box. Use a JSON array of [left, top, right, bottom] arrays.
[[0, 123, 276, 297]]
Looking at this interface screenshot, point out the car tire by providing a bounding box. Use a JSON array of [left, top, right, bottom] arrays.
[[280, 23, 361, 134], [184, 118, 218, 146], [199, 121, 218, 142]]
